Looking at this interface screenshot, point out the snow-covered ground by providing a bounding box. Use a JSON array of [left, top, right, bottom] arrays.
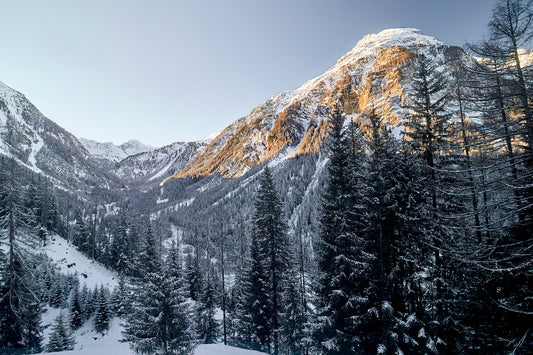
[[42, 315, 132, 354], [195, 344, 267, 355], [38, 234, 264, 355], [42, 234, 118, 290]]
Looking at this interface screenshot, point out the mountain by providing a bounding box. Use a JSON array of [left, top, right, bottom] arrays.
[[113, 141, 206, 184], [164, 28, 460, 181], [3, 27, 529, 355], [0, 80, 117, 190], [0, 29, 467, 190], [79, 138, 154, 162]]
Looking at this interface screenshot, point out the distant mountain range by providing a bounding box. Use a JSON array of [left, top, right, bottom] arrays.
[[0, 28, 496, 191], [79, 138, 154, 163]]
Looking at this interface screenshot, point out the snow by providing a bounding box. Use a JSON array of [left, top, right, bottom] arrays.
[[40, 314, 264, 355], [79, 137, 153, 162], [194, 344, 267, 355], [36, 234, 262, 355], [41, 234, 118, 290], [202, 128, 225, 144], [28, 132, 44, 167], [41, 317, 133, 355], [148, 160, 174, 181]]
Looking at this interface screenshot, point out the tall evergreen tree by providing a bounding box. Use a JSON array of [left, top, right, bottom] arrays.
[[69, 283, 83, 330], [251, 165, 291, 355], [196, 264, 220, 344], [46, 312, 75, 353], [123, 226, 195, 354], [94, 285, 110, 334], [111, 273, 129, 317], [0, 158, 43, 353], [314, 109, 374, 354]]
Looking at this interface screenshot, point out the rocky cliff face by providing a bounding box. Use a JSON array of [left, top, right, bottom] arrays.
[[165, 28, 463, 180]]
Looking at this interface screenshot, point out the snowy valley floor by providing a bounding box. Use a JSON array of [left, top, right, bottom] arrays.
[[39, 235, 265, 355]]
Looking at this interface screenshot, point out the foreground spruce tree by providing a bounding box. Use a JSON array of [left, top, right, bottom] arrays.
[[314, 109, 374, 354], [69, 283, 83, 330], [252, 166, 290, 355], [123, 224, 194, 354], [233, 232, 270, 351], [0, 158, 43, 353], [94, 285, 111, 334], [47, 312, 75, 352], [196, 264, 220, 344]]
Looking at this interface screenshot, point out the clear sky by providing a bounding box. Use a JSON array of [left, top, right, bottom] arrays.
[[0, 0, 495, 147]]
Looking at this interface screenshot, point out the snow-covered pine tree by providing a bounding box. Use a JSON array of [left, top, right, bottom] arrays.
[[184, 238, 202, 301], [72, 209, 91, 255], [123, 223, 195, 354], [79, 283, 93, 321], [233, 235, 270, 352], [196, 259, 220, 344], [108, 211, 133, 274], [281, 266, 307, 354], [110, 273, 129, 317], [363, 107, 443, 354], [404, 52, 457, 350], [94, 285, 110, 334], [46, 312, 75, 352], [69, 282, 83, 330], [0, 158, 43, 353], [251, 165, 291, 355], [314, 108, 374, 354], [165, 240, 195, 354]]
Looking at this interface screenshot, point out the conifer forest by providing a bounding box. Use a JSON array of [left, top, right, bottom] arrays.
[[0, 0, 532, 354]]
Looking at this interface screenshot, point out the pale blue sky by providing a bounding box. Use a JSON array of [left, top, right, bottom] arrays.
[[0, 0, 495, 147]]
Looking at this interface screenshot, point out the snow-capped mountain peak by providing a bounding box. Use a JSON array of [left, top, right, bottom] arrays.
[[164, 28, 454, 180], [79, 138, 154, 162]]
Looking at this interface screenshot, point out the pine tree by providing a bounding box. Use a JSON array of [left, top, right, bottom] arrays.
[[314, 109, 373, 354], [364, 108, 442, 354], [72, 209, 90, 255], [231, 256, 261, 350], [196, 265, 220, 344], [185, 252, 202, 301], [111, 273, 129, 317], [281, 268, 307, 355], [94, 285, 110, 334], [123, 226, 195, 354], [165, 240, 195, 354], [0, 158, 43, 353], [79, 283, 93, 321], [250, 165, 291, 355], [69, 283, 83, 330], [46, 312, 75, 352]]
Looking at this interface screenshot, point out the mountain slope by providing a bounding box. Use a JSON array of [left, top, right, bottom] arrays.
[[164, 28, 462, 181], [114, 141, 206, 184], [0, 80, 117, 190], [79, 138, 154, 162]]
